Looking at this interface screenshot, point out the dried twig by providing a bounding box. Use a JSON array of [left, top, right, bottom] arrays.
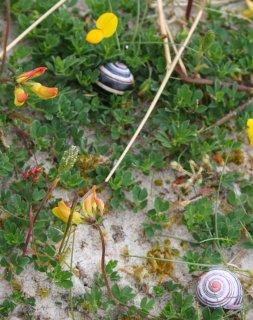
[[165, 24, 188, 76], [0, 0, 66, 59], [0, 0, 11, 74], [157, 0, 171, 66], [105, 4, 206, 182], [181, 76, 253, 92], [203, 98, 253, 132]]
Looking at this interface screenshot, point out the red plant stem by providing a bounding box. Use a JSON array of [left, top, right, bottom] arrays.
[[186, 0, 194, 20], [0, 0, 11, 74], [23, 177, 59, 255], [33, 177, 59, 223], [181, 76, 253, 92], [23, 207, 34, 255], [96, 224, 112, 299], [12, 126, 34, 157]]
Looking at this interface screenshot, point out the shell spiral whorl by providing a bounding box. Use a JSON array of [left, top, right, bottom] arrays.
[[96, 62, 134, 95], [196, 269, 242, 310]]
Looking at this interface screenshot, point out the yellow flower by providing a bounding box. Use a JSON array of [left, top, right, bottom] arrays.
[[82, 186, 104, 218], [86, 12, 118, 44], [52, 200, 84, 224], [246, 119, 253, 147], [243, 0, 253, 18]]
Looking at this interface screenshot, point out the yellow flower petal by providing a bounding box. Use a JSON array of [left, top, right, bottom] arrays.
[[52, 207, 69, 223], [96, 12, 118, 38], [247, 119, 253, 128], [246, 119, 253, 147], [52, 201, 84, 224], [86, 29, 104, 44], [58, 201, 71, 217]]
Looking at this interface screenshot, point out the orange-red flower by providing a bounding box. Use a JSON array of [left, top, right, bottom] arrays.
[[14, 67, 58, 106], [14, 87, 28, 106], [16, 67, 47, 84], [26, 82, 58, 99]]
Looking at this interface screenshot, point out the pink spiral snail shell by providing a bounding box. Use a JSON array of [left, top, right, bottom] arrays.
[[196, 269, 243, 309]]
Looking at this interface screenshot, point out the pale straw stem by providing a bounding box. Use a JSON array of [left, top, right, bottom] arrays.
[[105, 5, 205, 182], [165, 24, 188, 76], [0, 0, 67, 59], [157, 0, 171, 66]]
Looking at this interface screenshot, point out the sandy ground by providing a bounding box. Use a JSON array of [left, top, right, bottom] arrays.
[[1, 1, 253, 319]]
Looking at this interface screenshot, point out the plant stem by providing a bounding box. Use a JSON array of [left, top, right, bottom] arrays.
[[33, 176, 60, 223], [181, 76, 253, 92], [22, 207, 34, 255], [0, 0, 10, 75], [70, 229, 75, 320], [157, 0, 171, 67], [202, 98, 253, 132], [96, 224, 112, 299], [58, 193, 79, 255], [105, 4, 205, 182], [12, 126, 34, 157], [0, 0, 67, 59], [186, 0, 194, 20], [131, 0, 141, 45], [125, 254, 220, 268], [23, 177, 60, 254]]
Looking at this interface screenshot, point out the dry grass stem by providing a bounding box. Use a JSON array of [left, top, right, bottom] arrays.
[[105, 3, 206, 182], [165, 24, 188, 76], [157, 0, 171, 66], [0, 0, 67, 59]]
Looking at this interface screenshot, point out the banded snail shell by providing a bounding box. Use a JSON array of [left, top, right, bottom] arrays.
[[96, 62, 134, 95], [196, 268, 243, 309]]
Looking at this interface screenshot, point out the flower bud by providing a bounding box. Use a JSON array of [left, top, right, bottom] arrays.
[[82, 186, 104, 219], [14, 87, 28, 106], [16, 67, 47, 84]]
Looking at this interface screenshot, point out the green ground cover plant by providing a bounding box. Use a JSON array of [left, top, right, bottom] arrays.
[[0, 0, 253, 319]]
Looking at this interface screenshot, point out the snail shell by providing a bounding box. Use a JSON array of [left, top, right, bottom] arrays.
[[196, 268, 243, 310], [96, 62, 134, 95]]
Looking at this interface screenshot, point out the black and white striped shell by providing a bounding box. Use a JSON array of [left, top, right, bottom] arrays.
[[196, 269, 243, 309], [96, 62, 134, 95]]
